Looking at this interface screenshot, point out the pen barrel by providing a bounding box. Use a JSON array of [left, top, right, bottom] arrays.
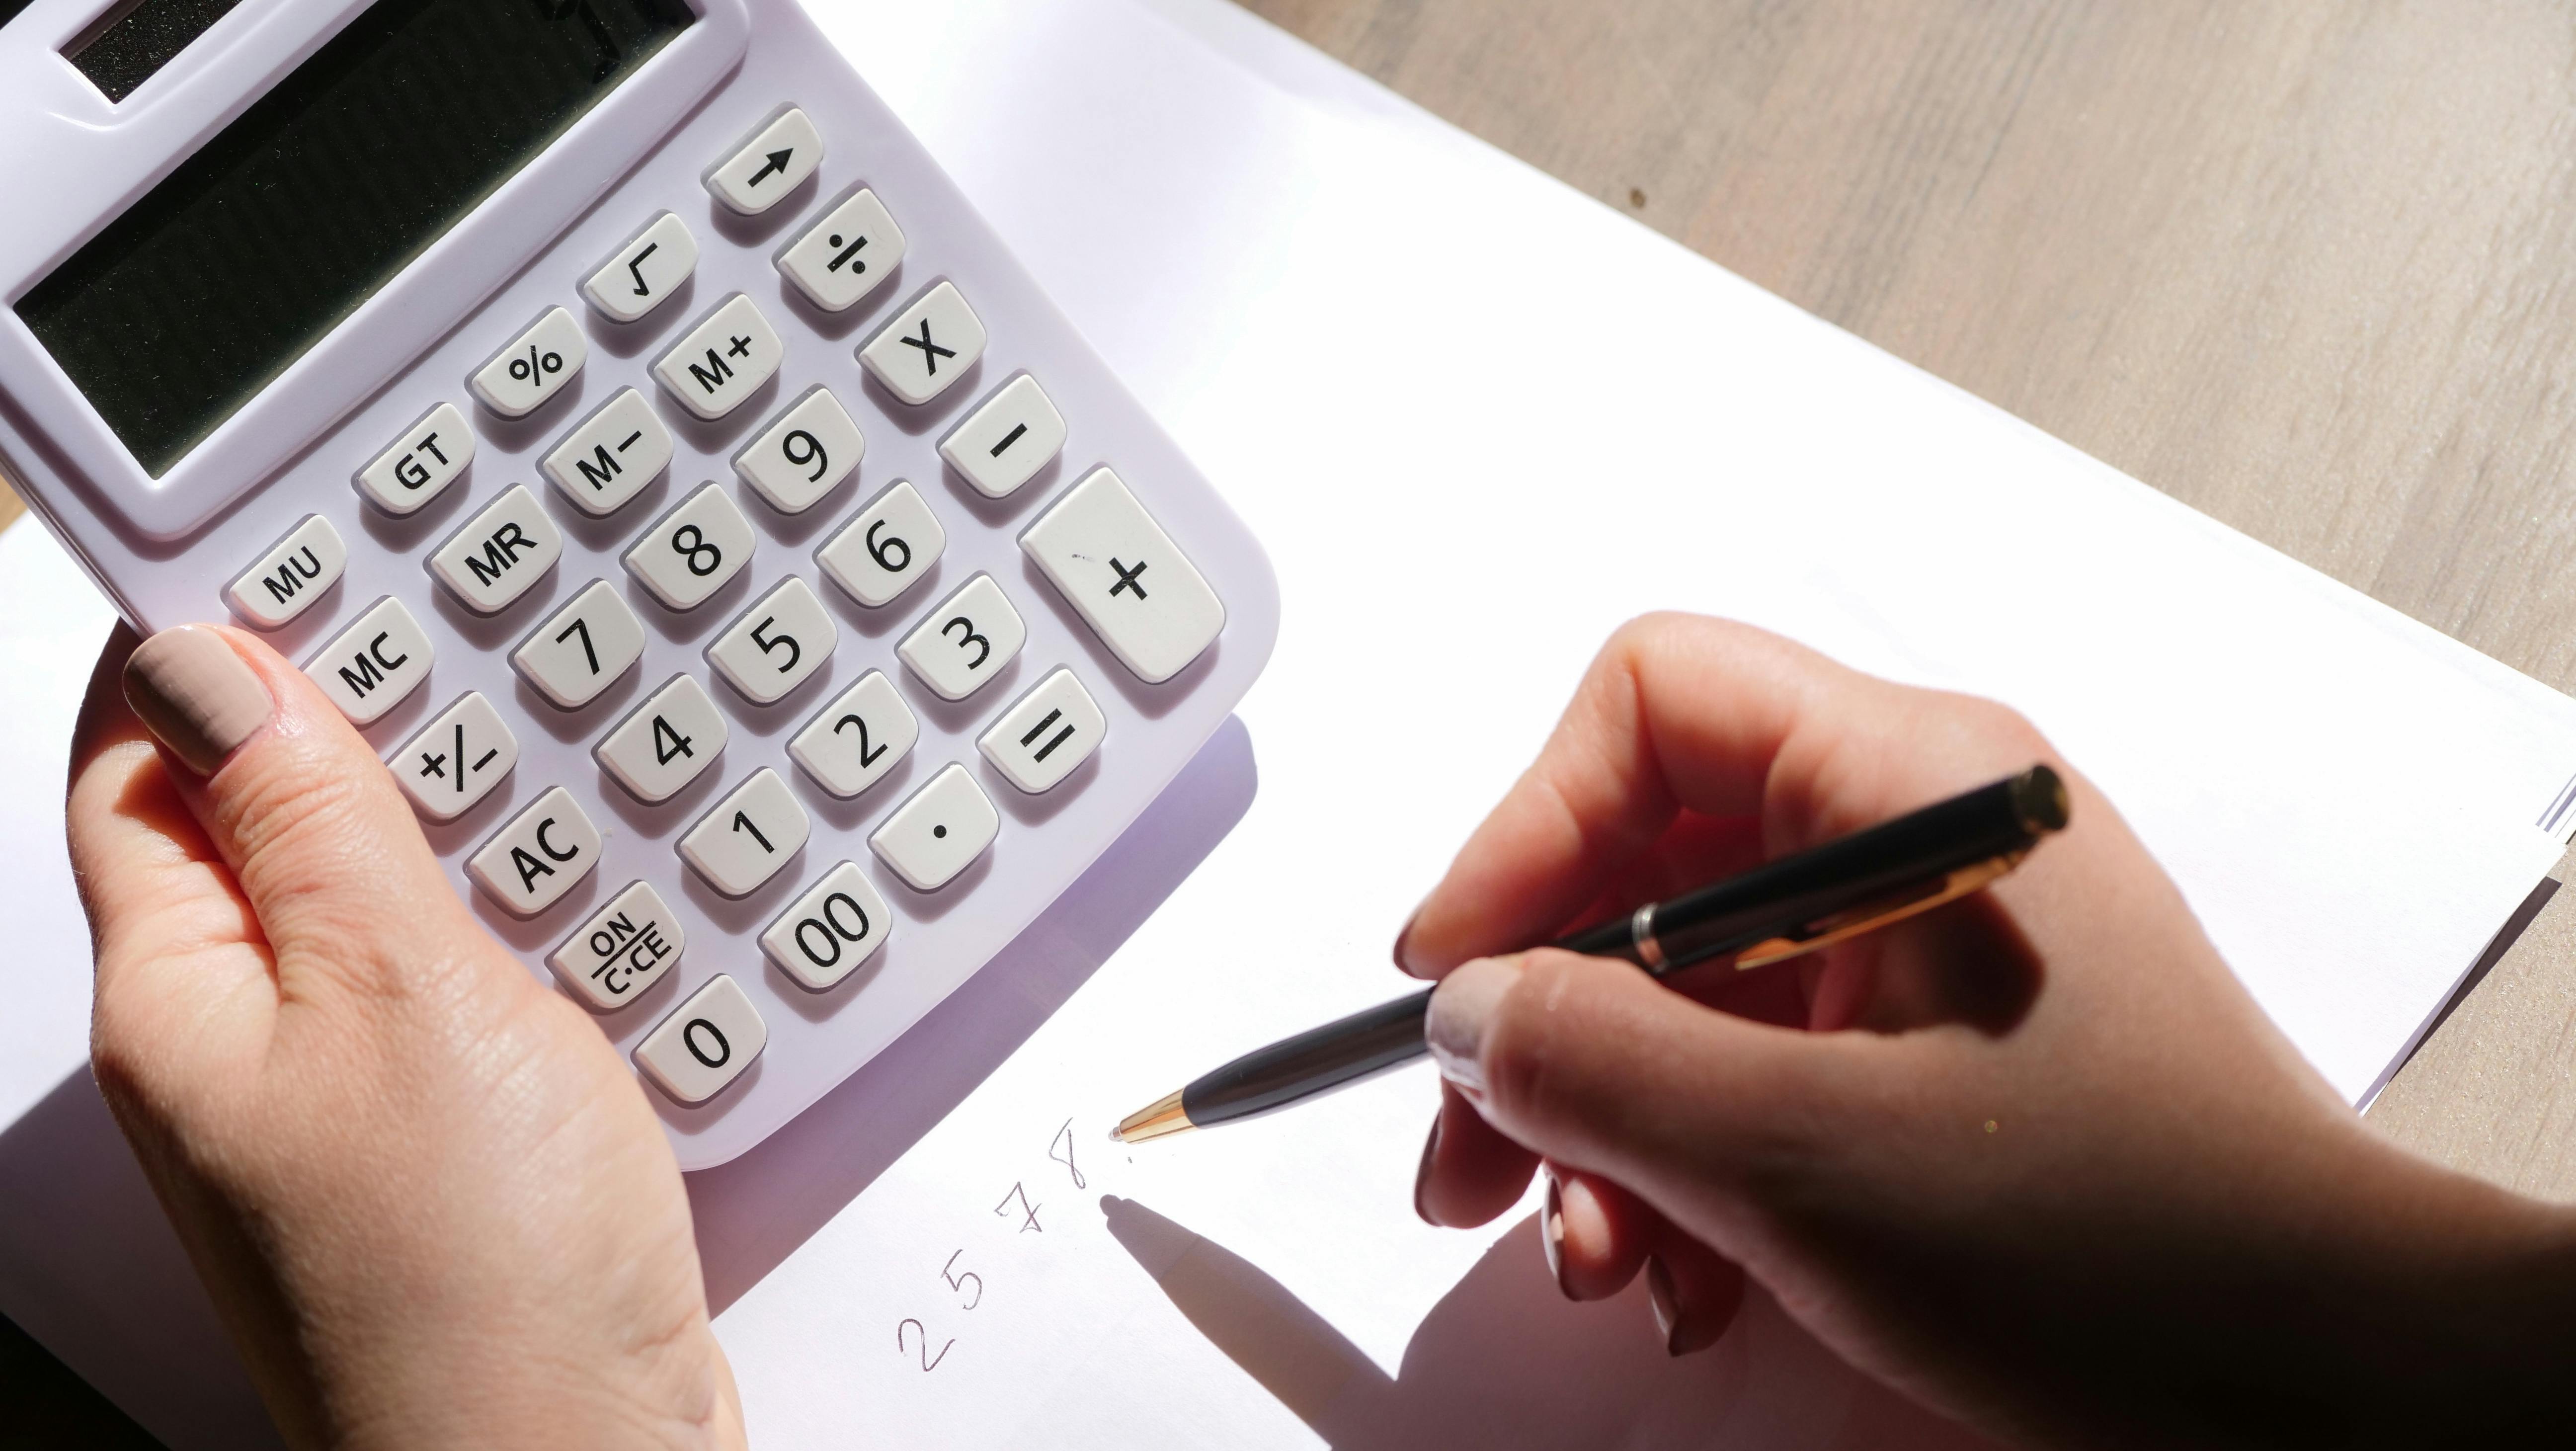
[[1182, 988, 1434, 1129]]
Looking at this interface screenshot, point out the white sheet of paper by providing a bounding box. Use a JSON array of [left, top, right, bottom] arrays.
[[5, 0, 2576, 1445]]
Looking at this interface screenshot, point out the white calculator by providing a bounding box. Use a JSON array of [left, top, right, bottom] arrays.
[[0, 0, 1277, 1166]]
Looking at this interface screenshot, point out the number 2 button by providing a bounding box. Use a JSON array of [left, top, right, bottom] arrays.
[[897, 574, 1024, 701]]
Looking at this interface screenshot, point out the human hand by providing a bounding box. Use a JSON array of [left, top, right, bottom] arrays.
[[67, 624, 743, 1451], [1402, 614, 2576, 1448]]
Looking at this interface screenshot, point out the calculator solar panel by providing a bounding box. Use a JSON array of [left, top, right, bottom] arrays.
[[0, 0, 1278, 1167]]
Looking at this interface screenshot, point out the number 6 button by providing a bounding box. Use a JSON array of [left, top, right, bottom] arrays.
[[816, 480, 943, 607], [708, 576, 836, 704], [897, 573, 1024, 700], [681, 768, 810, 896]]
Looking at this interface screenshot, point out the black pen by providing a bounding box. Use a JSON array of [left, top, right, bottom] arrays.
[[1111, 765, 2069, 1144]]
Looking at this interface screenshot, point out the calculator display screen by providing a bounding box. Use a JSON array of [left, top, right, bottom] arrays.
[[17, 0, 694, 478]]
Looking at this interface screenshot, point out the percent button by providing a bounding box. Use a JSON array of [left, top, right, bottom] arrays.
[[471, 306, 589, 418]]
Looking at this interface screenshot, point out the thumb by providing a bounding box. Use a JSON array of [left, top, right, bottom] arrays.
[[118, 623, 474, 987], [1425, 948, 1883, 1217]]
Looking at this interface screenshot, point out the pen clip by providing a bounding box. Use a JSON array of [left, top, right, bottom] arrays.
[[1724, 850, 2028, 972]]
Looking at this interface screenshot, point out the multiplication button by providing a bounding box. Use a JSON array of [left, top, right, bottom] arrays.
[[466, 786, 600, 917], [869, 763, 998, 891], [391, 691, 517, 821], [304, 596, 433, 726], [470, 307, 585, 418], [859, 281, 986, 405], [548, 881, 684, 1010], [1020, 467, 1225, 683], [652, 294, 783, 421], [225, 514, 346, 628]]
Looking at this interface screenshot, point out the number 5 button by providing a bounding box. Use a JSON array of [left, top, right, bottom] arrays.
[[681, 768, 810, 896], [897, 574, 1024, 700], [708, 576, 836, 704]]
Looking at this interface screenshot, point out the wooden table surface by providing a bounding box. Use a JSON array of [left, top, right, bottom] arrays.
[[1236, 0, 2576, 1198], [5, 6, 2576, 1424]]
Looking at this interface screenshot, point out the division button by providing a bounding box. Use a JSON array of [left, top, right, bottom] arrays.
[[788, 669, 918, 799], [707, 575, 837, 704], [680, 767, 810, 897], [466, 785, 601, 917], [704, 106, 822, 215], [896, 573, 1025, 701], [635, 974, 768, 1105], [858, 281, 986, 406], [303, 595, 434, 726], [815, 479, 943, 608], [355, 402, 473, 515], [761, 861, 891, 991], [390, 691, 518, 822], [595, 673, 728, 804], [542, 388, 673, 517], [652, 293, 784, 421], [624, 482, 754, 611], [977, 668, 1105, 794], [869, 762, 999, 892], [512, 579, 646, 710], [1019, 467, 1225, 684], [225, 514, 346, 629], [548, 880, 685, 1011], [735, 386, 864, 515], [428, 484, 563, 614], [939, 373, 1066, 500], [582, 211, 697, 323], [776, 188, 905, 312], [469, 307, 586, 418]]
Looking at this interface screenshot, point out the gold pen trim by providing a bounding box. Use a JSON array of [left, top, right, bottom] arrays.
[[1732, 851, 2026, 970], [1111, 1089, 1194, 1144]]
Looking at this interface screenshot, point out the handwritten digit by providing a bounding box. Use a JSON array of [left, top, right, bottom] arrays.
[[896, 1318, 955, 1372]]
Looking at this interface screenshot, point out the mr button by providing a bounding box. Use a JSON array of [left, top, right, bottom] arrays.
[[549, 881, 685, 1010], [468, 787, 601, 917]]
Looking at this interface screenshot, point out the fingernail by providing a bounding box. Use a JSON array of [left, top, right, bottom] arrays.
[[1426, 955, 1521, 1095], [1392, 909, 1422, 976], [123, 627, 272, 776], [1412, 1116, 1443, 1225], [1645, 1255, 1679, 1353], [1540, 1170, 1569, 1296]]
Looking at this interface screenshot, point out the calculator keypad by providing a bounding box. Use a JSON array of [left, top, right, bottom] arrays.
[[263, 99, 1248, 1125]]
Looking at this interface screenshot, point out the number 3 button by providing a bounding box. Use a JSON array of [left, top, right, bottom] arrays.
[[708, 576, 836, 704], [897, 574, 1024, 700]]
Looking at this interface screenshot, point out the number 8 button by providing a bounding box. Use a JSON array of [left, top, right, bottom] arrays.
[[626, 482, 754, 610]]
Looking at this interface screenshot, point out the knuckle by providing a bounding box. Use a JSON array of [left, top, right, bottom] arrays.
[[1478, 950, 1597, 1124]]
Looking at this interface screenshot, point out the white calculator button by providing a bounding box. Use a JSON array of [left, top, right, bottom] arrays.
[[978, 668, 1105, 794], [735, 386, 863, 514], [708, 576, 836, 704], [390, 691, 518, 821], [304, 596, 433, 726], [466, 786, 601, 917], [624, 483, 754, 610], [582, 212, 697, 323], [940, 375, 1066, 500], [680, 768, 810, 896], [761, 861, 891, 991], [355, 403, 472, 515], [869, 762, 999, 891], [225, 514, 346, 629], [513, 579, 646, 710], [470, 307, 586, 418], [652, 294, 783, 421], [788, 670, 917, 798], [428, 484, 563, 614], [897, 573, 1025, 701], [815, 480, 944, 608], [704, 106, 822, 215], [595, 674, 728, 803], [542, 389, 673, 516], [548, 880, 684, 1011], [859, 281, 987, 406], [635, 974, 767, 1105], [1020, 467, 1226, 684], [776, 188, 905, 312]]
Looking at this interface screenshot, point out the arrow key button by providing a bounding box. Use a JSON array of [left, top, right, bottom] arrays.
[[705, 106, 823, 215]]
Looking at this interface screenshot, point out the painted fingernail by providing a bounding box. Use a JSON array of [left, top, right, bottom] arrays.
[[1412, 1116, 1443, 1225], [1645, 1255, 1679, 1352], [123, 627, 272, 776], [1541, 1170, 1569, 1296], [1426, 955, 1521, 1094], [1392, 909, 1422, 976]]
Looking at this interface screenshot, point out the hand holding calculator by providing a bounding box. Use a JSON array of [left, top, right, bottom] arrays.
[[0, 0, 1277, 1166]]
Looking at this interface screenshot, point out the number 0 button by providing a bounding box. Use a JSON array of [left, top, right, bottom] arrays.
[[636, 975, 768, 1105], [870, 763, 999, 891], [681, 768, 810, 896], [897, 573, 1024, 700]]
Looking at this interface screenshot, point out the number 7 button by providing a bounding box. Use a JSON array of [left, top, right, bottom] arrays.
[[1019, 467, 1226, 683]]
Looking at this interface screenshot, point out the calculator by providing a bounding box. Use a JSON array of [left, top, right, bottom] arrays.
[[0, 0, 1277, 1166]]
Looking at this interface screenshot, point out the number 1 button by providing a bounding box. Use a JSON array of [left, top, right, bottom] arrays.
[[681, 768, 810, 896]]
